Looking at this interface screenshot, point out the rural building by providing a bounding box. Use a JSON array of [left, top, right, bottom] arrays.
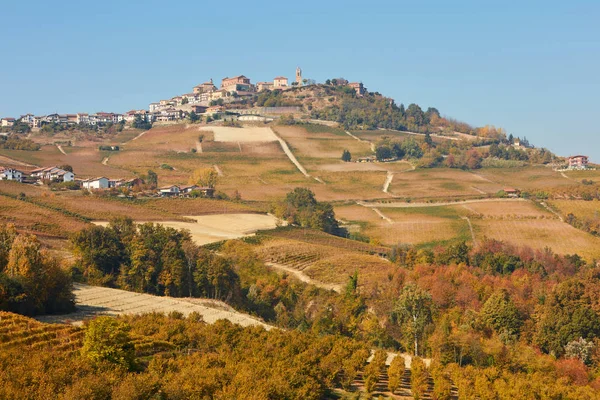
[[31, 166, 75, 182], [19, 114, 35, 126], [0, 167, 23, 182], [1, 118, 15, 127], [357, 156, 376, 163], [349, 82, 366, 96], [191, 105, 208, 114], [194, 79, 217, 94], [159, 185, 180, 197], [273, 76, 288, 88], [503, 187, 521, 198], [206, 105, 225, 115], [568, 155, 589, 170], [257, 81, 274, 91], [82, 177, 110, 190], [179, 185, 199, 194]]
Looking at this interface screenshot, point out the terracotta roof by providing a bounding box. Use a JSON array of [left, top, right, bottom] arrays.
[[274, 76, 288, 80]]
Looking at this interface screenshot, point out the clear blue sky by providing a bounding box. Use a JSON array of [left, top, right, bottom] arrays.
[[1, 0, 598, 160]]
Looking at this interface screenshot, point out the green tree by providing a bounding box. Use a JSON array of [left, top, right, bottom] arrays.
[[146, 170, 158, 189], [0, 224, 17, 271], [341, 149, 352, 162], [401, 138, 424, 158], [394, 283, 433, 356], [480, 289, 523, 342], [424, 133, 433, 147], [189, 111, 200, 123], [375, 145, 393, 161], [81, 316, 135, 370]]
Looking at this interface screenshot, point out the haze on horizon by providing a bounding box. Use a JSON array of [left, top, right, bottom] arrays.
[[1, 0, 598, 160]]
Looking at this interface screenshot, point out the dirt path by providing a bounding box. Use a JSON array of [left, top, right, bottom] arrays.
[[213, 164, 224, 177], [560, 171, 575, 181], [379, 127, 462, 142], [130, 130, 149, 142], [383, 171, 394, 193], [540, 201, 564, 222], [267, 262, 342, 293], [372, 207, 393, 224], [56, 144, 67, 155], [196, 141, 203, 153], [471, 186, 486, 194], [358, 198, 528, 208], [101, 156, 109, 165], [270, 128, 311, 178], [35, 283, 273, 329], [462, 216, 477, 245]]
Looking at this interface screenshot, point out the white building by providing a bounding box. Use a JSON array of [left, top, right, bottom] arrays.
[[31, 166, 75, 182], [0, 167, 23, 182], [159, 185, 180, 196], [81, 177, 110, 190]]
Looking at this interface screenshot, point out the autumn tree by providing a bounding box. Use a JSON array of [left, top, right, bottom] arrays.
[[387, 355, 405, 393], [81, 316, 135, 370], [189, 167, 218, 188], [394, 283, 434, 356], [410, 357, 429, 400]]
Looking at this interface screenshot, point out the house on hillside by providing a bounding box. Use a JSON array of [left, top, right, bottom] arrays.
[[273, 76, 288, 88], [194, 79, 217, 94], [206, 105, 225, 115], [503, 187, 521, 198], [191, 105, 208, 114], [1, 118, 15, 127], [180, 185, 214, 197], [257, 81, 274, 92], [349, 82, 366, 96], [159, 185, 180, 197], [0, 167, 24, 182], [19, 114, 35, 126], [568, 155, 589, 170], [221, 75, 254, 93], [31, 166, 75, 182], [82, 177, 110, 190]]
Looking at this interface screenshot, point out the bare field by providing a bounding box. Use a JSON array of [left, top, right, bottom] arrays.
[[126, 124, 205, 151], [549, 200, 600, 220], [472, 219, 600, 259], [201, 126, 278, 142], [36, 283, 272, 329]]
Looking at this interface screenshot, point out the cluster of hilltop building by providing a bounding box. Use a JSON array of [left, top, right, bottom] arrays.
[[1, 68, 367, 128], [148, 67, 310, 113]]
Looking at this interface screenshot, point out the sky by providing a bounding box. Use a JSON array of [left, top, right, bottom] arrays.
[[1, 0, 598, 160]]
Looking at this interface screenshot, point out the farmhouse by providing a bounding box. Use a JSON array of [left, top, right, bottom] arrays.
[[206, 105, 225, 115], [357, 156, 376, 163], [190, 105, 208, 114], [30, 166, 75, 182], [81, 177, 110, 190], [0, 167, 23, 182], [503, 187, 521, 198], [159, 185, 180, 197], [180, 185, 215, 197], [568, 155, 589, 170]]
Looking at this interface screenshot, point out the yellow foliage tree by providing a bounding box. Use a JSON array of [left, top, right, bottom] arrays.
[[189, 168, 218, 188]]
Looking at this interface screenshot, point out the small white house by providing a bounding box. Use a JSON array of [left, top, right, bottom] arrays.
[[54, 169, 75, 182], [0, 167, 23, 182], [159, 185, 180, 196], [82, 177, 110, 190]]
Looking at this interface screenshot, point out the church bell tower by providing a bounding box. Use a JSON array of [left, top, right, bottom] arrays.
[[296, 67, 302, 86]]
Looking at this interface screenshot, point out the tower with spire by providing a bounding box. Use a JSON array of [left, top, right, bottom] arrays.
[[296, 67, 302, 86]]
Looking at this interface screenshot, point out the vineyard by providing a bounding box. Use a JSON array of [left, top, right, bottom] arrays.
[[260, 227, 389, 257], [0, 312, 83, 354]]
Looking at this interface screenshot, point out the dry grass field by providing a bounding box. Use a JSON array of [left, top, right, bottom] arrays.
[[548, 200, 600, 220], [472, 219, 600, 260], [36, 283, 272, 329], [95, 213, 279, 246]]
